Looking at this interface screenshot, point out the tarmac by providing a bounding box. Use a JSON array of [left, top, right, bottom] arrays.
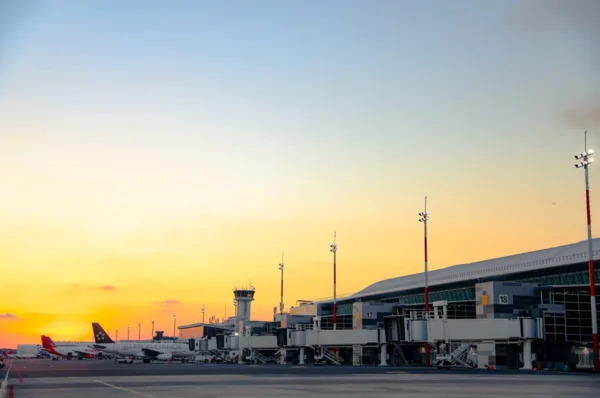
[[2, 359, 599, 397]]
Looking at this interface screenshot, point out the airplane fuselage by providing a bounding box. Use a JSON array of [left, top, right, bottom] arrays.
[[93, 342, 194, 359]]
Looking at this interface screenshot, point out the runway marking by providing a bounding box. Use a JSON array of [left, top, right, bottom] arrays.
[[385, 371, 408, 374], [94, 380, 160, 398]]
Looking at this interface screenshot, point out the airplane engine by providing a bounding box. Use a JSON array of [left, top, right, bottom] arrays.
[[155, 354, 172, 361]]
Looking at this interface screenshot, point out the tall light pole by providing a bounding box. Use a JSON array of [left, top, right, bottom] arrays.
[[279, 253, 285, 317], [574, 131, 599, 372], [330, 232, 338, 330], [151, 320, 154, 339], [202, 307, 205, 324], [173, 315, 177, 340], [138, 322, 141, 340], [418, 197, 431, 366], [116, 329, 118, 342], [127, 324, 130, 340]]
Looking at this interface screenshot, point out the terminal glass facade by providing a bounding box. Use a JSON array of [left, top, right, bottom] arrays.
[[548, 285, 600, 343]]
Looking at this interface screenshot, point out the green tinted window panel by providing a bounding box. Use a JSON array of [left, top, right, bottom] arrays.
[[339, 305, 353, 315], [567, 274, 576, 285], [575, 272, 584, 284]]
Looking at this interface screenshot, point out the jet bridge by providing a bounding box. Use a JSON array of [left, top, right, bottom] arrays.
[[403, 301, 541, 343]]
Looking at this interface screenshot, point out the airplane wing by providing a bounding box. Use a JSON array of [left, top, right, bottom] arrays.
[[73, 350, 91, 358], [141, 348, 162, 358]]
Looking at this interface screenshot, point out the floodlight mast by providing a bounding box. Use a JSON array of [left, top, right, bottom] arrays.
[[279, 253, 285, 316], [330, 232, 338, 330], [418, 197, 431, 366], [574, 131, 599, 373]]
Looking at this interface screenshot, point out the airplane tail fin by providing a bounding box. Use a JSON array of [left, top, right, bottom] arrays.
[[92, 323, 114, 344], [41, 335, 55, 349]]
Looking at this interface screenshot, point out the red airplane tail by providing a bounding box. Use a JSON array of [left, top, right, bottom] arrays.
[[40, 335, 61, 357]]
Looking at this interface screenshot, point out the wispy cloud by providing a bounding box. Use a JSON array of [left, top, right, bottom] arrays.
[[0, 313, 18, 320], [563, 108, 600, 130], [511, 0, 600, 129], [95, 285, 117, 291], [158, 299, 181, 305]]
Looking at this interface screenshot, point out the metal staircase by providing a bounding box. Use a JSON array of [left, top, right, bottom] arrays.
[[391, 343, 408, 365], [450, 343, 471, 367], [252, 351, 268, 364], [437, 343, 471, 368], [321, 347, 343, 365], [398, 345, 408, 365]]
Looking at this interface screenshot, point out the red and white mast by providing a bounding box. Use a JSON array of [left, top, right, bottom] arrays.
[[574, 131, 599, 372], [279, 253, 285, 316], [419, 197, 431, 366], [330, 232, 338, 330]]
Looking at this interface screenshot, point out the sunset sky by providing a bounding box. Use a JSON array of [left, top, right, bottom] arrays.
[[1, 0, 599, 348]]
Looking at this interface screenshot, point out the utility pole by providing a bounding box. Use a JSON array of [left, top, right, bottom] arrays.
[[173, 315, 177, 340], [330, 232, 338, 330], [574, 131, 599, 372], [419, 197, 431, 366], [279, 253, 285, 316]]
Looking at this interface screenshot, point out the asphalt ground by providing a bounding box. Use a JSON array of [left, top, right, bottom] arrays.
[[3, 359, 599, 397]]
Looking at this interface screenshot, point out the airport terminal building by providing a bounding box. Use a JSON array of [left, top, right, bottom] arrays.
[[180, 238, 600, 370]]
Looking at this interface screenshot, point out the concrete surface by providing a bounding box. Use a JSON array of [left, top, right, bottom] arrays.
[[5, 359, 599, 397]]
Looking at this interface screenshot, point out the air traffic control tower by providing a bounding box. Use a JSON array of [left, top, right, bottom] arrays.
[[234, 286, 255, 322]]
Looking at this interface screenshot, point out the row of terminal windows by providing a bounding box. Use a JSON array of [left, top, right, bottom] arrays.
[[374, 270, 600, 308], [520, 269, 600, 287], [385, 252, 600, 292], [387, 287, 476, 306]]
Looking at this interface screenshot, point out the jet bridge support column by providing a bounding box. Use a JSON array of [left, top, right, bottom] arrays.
[[279, 348, 287, 364], [521, 340, 532, 370], [379, 344, 388, 366], [299, 347, 305, 365]]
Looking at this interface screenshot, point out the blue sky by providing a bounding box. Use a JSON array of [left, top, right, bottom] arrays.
[[1, 0, 599, 232], [1, 0, 599, 230]]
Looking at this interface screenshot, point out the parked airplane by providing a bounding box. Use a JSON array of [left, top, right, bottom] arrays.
[[41, 336, 99, 360], [1, 350, 41, 359], [91, 323, 195, 363]]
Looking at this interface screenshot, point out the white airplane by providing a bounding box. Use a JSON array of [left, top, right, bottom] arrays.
[[41, 336, 100, 359], [91, 323, 195, 363], [1, 350, 41, 359]]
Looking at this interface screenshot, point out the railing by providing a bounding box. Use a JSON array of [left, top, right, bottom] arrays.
[[437, 343, 471, 367], [296, 324, 313, 331], [408, 310, 435, 320], [392, 343, 408, 365], [321, 347, 343, 366], [252, 351, 268, 364]]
